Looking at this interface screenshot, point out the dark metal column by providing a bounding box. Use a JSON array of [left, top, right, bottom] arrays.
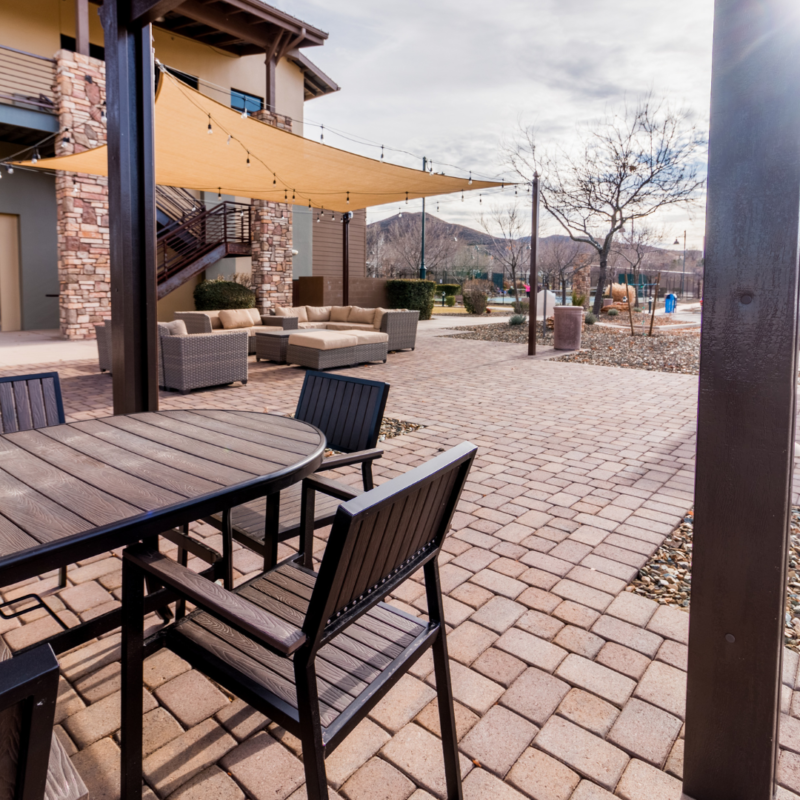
[[100, 0, 159, 414], [420, 156, 427, 280], [683, 1, 800, 798], [342, 212, 351, 306], [527, 174, 539, 356]]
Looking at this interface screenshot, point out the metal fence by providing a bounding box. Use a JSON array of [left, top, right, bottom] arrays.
[[0, 45, 56, 114]]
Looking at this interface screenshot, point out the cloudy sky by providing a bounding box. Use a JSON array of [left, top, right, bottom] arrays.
[[274, 0, 714, 252]]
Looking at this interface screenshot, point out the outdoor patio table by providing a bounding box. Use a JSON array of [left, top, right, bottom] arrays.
[[0, 409, 325, 653]]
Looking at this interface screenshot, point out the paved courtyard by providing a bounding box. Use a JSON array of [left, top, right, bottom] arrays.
[[3, 326, 800, 800]]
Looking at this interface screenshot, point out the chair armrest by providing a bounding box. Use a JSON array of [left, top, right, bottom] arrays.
[[304, 474, 364, 502], [261, 316, 299, 329], [125, 549, 307, 655], [162, 330, 248, 357], [174, 312, 213, 334], [318, 448, 383, 472]]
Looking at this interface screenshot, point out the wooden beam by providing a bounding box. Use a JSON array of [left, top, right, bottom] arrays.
[[276, 28, 306, 61], [129, 0, 185, 28], [99, 2, 159, 414], [75, 0, 90, 56], [175, 0, 275, 49], [683, 1, 800, 798]]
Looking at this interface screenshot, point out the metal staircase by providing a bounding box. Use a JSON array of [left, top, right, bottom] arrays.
[[155, 187, 252, 299]]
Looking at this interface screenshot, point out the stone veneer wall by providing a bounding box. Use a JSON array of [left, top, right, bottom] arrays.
[[53, 50, 109, 340], [249, 110, 293, 313], [572, 262, 592, 309]]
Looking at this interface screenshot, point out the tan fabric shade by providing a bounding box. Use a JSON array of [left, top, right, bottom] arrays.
[[17, 73, 504, 212]]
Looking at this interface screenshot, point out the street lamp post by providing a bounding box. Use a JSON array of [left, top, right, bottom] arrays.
[[420, 156, 427, 280], [674, 231, 687, 297]]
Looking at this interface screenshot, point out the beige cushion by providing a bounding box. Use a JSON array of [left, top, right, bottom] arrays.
[[298, 321, 327, 329], [373, 308, 389, 330], [330, 305, 351, 322], [274, 305, 308, 321], [324, 322, 376, 332], [219, 309, 254, 329], [246, 308, 262, 325], [347, 330, 389, 344], [306, 306, 332, 322], [288, 331, 358, 350], [348, 306, 376, 325], [161, 319, 188, 336]]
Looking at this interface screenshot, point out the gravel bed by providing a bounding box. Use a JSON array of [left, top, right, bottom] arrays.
[[446, 322, 700, 375], [628, 507, 800, 652], [379, 417, 424, 441]]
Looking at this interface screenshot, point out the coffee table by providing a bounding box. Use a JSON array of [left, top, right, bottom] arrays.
[[255, 329, 294, 363]]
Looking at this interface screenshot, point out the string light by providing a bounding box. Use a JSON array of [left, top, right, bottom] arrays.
[[217, 187, 221, 199], [284, 189, 288, 201], [320, 124, 324, 142], [380, 145, 384, 161], [468, 171, 472, 185], [330, 209, 335, 219], [241, 107, 248, 119], [292, 189, 295, 200], [346, 191, 350, 204], [227, 135, 231, 145], [31, 149, 40, 165], [308, 200, 312, 209], [317, 207, 322, 222], [207, 115, 213, 134], [6, 165, 13, 175], [461, 191, 464, 202], [405, 192, 408, 204], [246, 153, 251, 167], [273, 173, 276, 186]]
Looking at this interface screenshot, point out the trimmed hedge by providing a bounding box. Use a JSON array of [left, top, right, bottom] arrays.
[[386, 279, 437, 321], [438, 284, 460, 296], [194, 278, 256, 311]]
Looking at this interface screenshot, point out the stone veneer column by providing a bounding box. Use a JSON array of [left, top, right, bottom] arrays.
[[250, 111, 293, 312], [53, 50, 109, 339], [571, 262, 592, 309]]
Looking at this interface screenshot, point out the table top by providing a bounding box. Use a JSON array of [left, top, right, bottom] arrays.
[[255, 329, 294, 337], [0, 410, 325, 586]]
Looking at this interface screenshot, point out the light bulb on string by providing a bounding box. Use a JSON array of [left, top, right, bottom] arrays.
[[31, 149, 40, 165], [273, 173, 276, 186], [284, 189, 288, 201], [241, 107, 248, 119], [346, 191, 350, 205], [330, 209, 335, 219], [380, 145, 384, 161], [461, 191, 464, 202], [479, 194, 482, 204], [320, 124, 324, 142], [217, 188, 222, 199], [308, 200, 312, 209], [227, 135, 231, 145], [6, 165, 13, 175], [207, 115, 213, 134], [405, 192, 408, 204], [246, 153, 251, 167], [292, 189, 295, 200], [468, 171, 472, 185]]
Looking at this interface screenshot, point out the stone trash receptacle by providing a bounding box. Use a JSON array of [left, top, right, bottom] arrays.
[[553, 306, 584, 350]]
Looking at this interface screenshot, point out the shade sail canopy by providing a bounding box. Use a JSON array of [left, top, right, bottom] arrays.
[[17, 73, 504, 212]]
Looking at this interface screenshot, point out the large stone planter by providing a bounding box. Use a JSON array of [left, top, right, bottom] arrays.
[[553, 306, 584, 350]]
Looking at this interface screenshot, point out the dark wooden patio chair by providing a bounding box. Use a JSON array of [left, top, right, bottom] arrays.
[[0, 640, 88, 800], [0, 373, 68, 593], [120, 442, 477, 800], [205, 370, 390, 573]]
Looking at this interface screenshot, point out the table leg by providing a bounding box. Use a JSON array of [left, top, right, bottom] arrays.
[[222, 510, 234, 590], [264, 493, 280, 571]]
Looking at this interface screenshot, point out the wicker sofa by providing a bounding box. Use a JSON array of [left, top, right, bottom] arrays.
[[174, 309, 272, 354], [265, 305, 419, 352]]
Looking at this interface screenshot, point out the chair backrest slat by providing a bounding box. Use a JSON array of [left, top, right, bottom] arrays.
[[12, 382, 32, 432], [0, 373, 64, 435], [306, 443, 477, 641], [296, 372, 389, 454]]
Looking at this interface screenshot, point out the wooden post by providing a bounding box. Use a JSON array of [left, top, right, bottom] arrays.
[[527, 174, 539, 356], [265, 56, 276, 113], [99, 0, 159, 414], [624, 273, 635, 336], [683, 1, 800, 798], [342, 212, 351, 306], [75, 0, 90, 56], [648, 273, 660, 337]]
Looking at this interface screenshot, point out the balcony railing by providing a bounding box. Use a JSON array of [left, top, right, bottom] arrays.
[[0, 45, 56, 114]]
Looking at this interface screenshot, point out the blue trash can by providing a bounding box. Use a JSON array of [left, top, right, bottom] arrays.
[[665, 294, 677, 314]]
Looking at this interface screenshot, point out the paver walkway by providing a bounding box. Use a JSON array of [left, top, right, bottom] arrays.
[[1, 329, 798, 800]]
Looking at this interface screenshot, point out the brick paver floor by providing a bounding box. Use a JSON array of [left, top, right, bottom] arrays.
[[3, 328, 799, 800]]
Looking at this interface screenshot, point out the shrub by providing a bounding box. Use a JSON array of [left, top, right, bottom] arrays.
[[584, 312, 597, 325], [509, 314, 527, 326], [445, 295, 456, 307], [439, 284, 460, 296], [571, 292, 587, 308], [513, 298, 530, 315], [461, 279, 494, 315], [386, 279, 437, 321], [194, 277, 255, 310], [607, 308, 619, 317]]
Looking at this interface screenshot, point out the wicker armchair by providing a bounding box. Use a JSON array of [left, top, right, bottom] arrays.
[[158, 323, 248, 394]]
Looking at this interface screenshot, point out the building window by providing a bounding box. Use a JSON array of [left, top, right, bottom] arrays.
[[59, 35, 105, 61], [231, 89, 263, 114]]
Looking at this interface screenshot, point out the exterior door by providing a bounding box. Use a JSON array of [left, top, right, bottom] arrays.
[[0, 214, 21, 332]]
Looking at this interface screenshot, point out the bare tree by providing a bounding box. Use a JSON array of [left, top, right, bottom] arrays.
[[366, 225, 387, 278], [477, 203, 530, 303], [378, 213, 459, 278], [507, 95, 706, 315], [611, 222, 664, 306], [539, 237, 584, 304]]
